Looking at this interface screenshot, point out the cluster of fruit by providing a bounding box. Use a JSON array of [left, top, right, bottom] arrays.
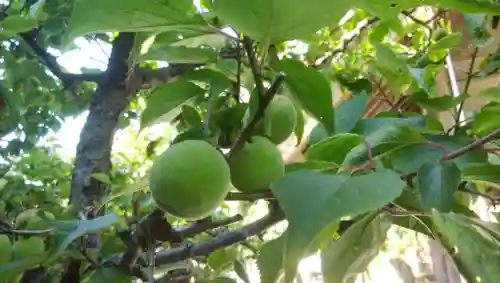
[[148, 95, 298, 220]]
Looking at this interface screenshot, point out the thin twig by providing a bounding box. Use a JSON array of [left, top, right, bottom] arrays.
[[316, 17, 379, 68], [423, 139, 449, 157], [93, 37, 110, 59], [154, 210, 285, 266], [363, 139, 375, 171], [234, 37, 242, 103], [442, 127, 500, 161], [227, 73, 285, 156], [225, 191, 275, 201], [19, 32, 103, 86], [242, 36, 265, 97], [383, 206, 431, 217], [454, 46, 479, 133], [176, 215, 243, 239], [402, 11, 429, 27], [0, 226, 53, 236], [459, 182, 500, 205]]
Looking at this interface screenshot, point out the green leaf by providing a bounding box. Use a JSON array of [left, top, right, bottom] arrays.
[[212, 0, 354, 43], [100, 177, 149, 206], [153, 30, 228, 48], [183, 68, 233, 95], [429, 33, 462, 52], [201, 277, 237, 283], [273, 59, 334, 133], [140, 79, 205, 130], [0, 254, 48, 280], [351, 116, 427, 136], [321, 213, 391, 283], [306, 134, 364, 164], [88, 267, 131, 283], [293, 103, 305, 146], [463, 13, 489, 46], [343, 124, 423, 167], [51, 214, 119, 260], [308, 123, 329, 146], [471, 103, 500, 137], [389, 134, 488, 173], [285, 160, 339, 174], [0, 179, 7, 192], [374, 43, 409, 72], [258, 235, 285, 283], [361, 0, 500, 16], [233, 260, 251, 283], [432, 211, 500, 283], [90, 173, 112, 185], [334, 91, 368, 134], [412, 90, 461, 111], [477, 86, 500, 103], [368, 21, 390, 44], [140, 46, 217, 63], [181, 105, 203, 127], [1, 15, 39, 33], [372, 44, 413, 94], [66, 0, 207, 40], [271, 170, 406, 283], [417, 161, 462, 212], [462, 164, 500, 189]]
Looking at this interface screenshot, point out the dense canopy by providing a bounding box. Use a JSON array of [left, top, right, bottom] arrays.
[[1, 0, 500, 283]]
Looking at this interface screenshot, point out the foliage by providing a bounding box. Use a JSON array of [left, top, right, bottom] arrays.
[[0, 0, 500, 282]]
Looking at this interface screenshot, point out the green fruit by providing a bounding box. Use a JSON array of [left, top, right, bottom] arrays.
[[12, 237, 45, 260], [229, 136, 285, 193], [15, 209, 39, 228], [88, 267, 131, 283], [244, 96, 298, 144], [261, 95, 298, 144], [0, 235, 12, 264], [149, 140, 231, 220], [432, 27, 448, 41], [25, 216, 48, 230]]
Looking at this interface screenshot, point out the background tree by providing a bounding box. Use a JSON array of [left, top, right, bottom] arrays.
[[1, 0, 500, 283]]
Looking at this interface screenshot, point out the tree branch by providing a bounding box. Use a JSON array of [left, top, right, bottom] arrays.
[[316, 16, 380, 68], [19, 31, 104, 86], [119, 209, 243, 268], [133, 64, 201, 90], [242, 36, 265, 97], [458, 181, 500, 204], [442, 127, 500, 161], [154, 210, 285, 266], [225, 191, 275, 201], [454, 46, 478, 132]]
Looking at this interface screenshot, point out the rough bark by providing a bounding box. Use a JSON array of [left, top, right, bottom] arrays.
[[69, 32, 136, 214]]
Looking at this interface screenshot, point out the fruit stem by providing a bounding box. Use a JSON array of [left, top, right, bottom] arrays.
[[227, 73, 286, 157], [242, 36, 266, 98]]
